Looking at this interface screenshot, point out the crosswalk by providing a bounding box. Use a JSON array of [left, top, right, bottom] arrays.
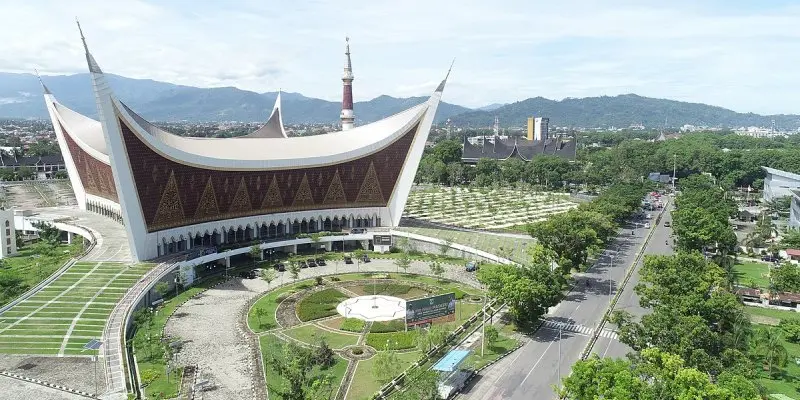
[[540, 319, 619, 340]]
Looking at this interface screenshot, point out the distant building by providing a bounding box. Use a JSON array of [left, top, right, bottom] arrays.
[[762, 167, 800, 202], [0, 208, 17, 258], [790, 189, 800, 228], [461, 134, 576, 164], [0, 153, 65, 179], [527, 117, 549, 141]]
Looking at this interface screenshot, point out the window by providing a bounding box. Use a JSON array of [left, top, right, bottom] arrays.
[[4, 220, 8, 227], [5, 229, 9, 236], [5, 247, 10, 254], [5, 238, 9, 245]]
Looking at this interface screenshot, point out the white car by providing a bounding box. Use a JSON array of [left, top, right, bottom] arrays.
[[644, 223, 651, 229]]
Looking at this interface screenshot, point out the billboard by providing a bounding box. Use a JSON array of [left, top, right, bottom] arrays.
[[374, 235, 392, 246], [405, 293, 456, 326]]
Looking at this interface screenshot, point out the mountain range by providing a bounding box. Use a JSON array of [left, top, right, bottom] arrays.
[[2, 72, 799, 129]]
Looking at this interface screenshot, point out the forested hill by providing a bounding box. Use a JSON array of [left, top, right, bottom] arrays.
[[448, 94, 800, 129]]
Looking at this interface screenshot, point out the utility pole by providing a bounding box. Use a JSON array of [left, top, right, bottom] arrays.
[[481, 295, 487, 357], [672, 154, 677, 192]]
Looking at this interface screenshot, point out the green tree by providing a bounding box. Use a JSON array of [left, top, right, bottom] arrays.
[[477, 244, 562, 327], [310, 233, 322, 255], [438, 239, 451, 258], [254, 307, 267, 328], [261, 268, 277, 287], [372, 349, 402, 384], [265, 340, 335, 400], [394, 251, 412, 274], [289, 261, 300, 281], [483, 325, 499, 349], [395, 370, 440, 400], [314, 340, 335, 368], [755, 327, 788, 376], [528, 210, 614, 273], [779, 319, 800, 343], [154, 282, 169, 299], [771, 262, 800, 292], [429, 261, 445, 281], [0, 272, 27, 305], [249, 245, 261, 267], [779, 228, 800, 249], [33, 221, 61, 245]]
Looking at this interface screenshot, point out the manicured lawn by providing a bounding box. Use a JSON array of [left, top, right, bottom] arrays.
[[297, 288, 349, 322], [733, 262, 770, 289], [748, 311, 800, 399], [365, 331, 418, 350], [260, 335, 349, 400], [0, 241, 83, 306], [346, 351, 422, 400], [284, 324, 359, 349], [395, 226, 536, 264], [463, 334, 519, 369], [248, 281, 313, 332], [338, 318, 365, 332]]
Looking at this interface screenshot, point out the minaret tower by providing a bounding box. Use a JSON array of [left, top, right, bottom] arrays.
[[340, 37, 355, 130]]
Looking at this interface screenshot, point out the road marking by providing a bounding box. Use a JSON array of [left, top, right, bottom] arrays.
[[518, 334, 557, 387]]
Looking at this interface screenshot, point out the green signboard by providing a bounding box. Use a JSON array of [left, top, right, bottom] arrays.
[[405, 292, 456, 326]]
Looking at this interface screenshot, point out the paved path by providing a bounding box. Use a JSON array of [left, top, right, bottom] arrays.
[[0, 374, 87, 400], [30, 206, 131, 263], [461, 208, 663, 400]]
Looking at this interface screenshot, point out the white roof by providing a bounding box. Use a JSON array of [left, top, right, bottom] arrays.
[[116, 98, 429, 169], [763, 166, 800, 182]]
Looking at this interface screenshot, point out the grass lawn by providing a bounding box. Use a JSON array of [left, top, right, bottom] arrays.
[[365, 331, 418, 350], [463, 334, 519, 369], [297, 288, 349, 321], [733, 262, 770, 289], [748, 310, 800, 398], [283, 324, 359, 349], [260, 335, 349, 400], [395, 226, 534, 265], [0, 241, 83, 306], [346, 351, 422, 400], [247, 281, 312, 332], [745, 306, 800, 325]]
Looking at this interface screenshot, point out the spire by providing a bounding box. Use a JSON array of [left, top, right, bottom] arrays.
[[340, 37, 355, 131], [76, 18, 102, 74], [435, 58, 455, 93], [34, 69, 51, 95]]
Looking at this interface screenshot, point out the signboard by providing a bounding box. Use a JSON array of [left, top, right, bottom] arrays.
[[406, 293, 456, 326], [374, 235, 392, 246]]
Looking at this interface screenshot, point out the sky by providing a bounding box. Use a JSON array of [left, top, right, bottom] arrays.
[[1, 0, 799, 114]]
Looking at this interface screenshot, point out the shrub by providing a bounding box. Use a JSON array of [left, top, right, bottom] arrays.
[[330, 277, 341, 282], [352, 348, 364, 355], [140, 369, 160, 387], [436, 288, 466, 300], [366, 331, 418, 350], [297, 288, 348, 321], [370, 319, 406, 333], [315, 276, 324, 286], [340, 318, 366, 332], [780, 319, 800, 343]]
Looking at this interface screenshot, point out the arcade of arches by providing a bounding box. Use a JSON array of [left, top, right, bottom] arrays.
[[156, 214, 379, 257]]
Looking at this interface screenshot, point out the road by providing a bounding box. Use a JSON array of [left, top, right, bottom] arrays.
[[462, 199, 675, 400]]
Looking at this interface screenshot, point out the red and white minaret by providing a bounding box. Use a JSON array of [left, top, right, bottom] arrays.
[[340, 37, 355, 130]]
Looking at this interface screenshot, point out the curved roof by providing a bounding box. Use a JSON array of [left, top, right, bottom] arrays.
[[51, 101, 109, 163], [116, 98, 428, 169], [240, 92, 287, 138]]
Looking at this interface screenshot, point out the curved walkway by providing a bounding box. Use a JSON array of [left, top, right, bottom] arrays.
[[164, 259, 482, 400]]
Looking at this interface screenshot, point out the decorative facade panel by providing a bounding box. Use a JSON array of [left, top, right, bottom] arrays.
[[118, 117, 417, 232], [61, 123, 119, 203]]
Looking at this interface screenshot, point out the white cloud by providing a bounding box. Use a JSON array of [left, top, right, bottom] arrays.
[[0, 0, 799, 114]]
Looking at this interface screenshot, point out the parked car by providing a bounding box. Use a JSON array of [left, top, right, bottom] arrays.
[[344, 255, 353, 264], [299, 260, 308, 268], [307, 258, 317, 267], [644, 223, 651, 229], [274, 263, 286, 272], [361, 254, 371, 263], [663, 221, 671, 227], [239, 270, 256, 279], [316, 258, 326, 266], [350, 228, 367, 234], [762, 255, 780, 262], [465, 261, 479, 272]]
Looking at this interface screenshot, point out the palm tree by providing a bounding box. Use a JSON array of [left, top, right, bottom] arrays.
[[756, 327, 788, 375]]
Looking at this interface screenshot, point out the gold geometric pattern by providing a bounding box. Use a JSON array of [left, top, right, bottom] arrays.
[[228, 177, 252, 214], [84, 159, 97, 191], [292, 173, 315, 207], [153, 170, 185, 227], [355, 162, 385, 203], [195, 176, 220, 219], [323, 170, 347, 205], [261, 175, 283, 209]]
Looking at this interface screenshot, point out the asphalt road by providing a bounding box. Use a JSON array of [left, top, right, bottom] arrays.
[[461, 198, 677, 400]]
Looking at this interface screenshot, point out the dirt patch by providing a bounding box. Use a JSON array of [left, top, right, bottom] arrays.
[[750, 314, 780, 326], [276, 293, 303, 328], [320, 317, 344, 330]]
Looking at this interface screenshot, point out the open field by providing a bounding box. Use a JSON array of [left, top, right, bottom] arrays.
[[733, 261, 770, 289], [0, 261, 154, 356], [402, 187, 577, 230], [746, 306, 800, 398]]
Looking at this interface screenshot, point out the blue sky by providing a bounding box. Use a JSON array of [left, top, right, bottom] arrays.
[[1, 0, 799, 114]]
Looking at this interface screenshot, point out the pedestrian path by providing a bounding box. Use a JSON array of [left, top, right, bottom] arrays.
[[539, 319, 619, 340]]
